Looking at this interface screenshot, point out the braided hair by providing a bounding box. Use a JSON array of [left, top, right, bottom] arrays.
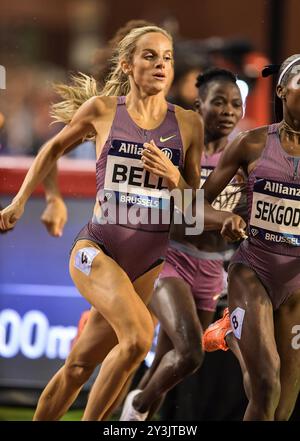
[[196, 68, 238, 100]]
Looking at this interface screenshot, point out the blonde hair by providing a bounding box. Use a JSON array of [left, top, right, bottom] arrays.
[[51, 25, 172, 125]]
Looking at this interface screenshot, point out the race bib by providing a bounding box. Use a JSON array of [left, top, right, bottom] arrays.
[[103, 139, 181, 210], [249, 178, 300, 246]]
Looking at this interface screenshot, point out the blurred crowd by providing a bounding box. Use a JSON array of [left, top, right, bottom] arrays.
[[0, 20, 271, 159]]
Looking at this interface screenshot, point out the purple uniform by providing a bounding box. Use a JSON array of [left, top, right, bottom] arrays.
[[230, 124, 300, 309], [158, 240, 231, 311], [73, 96, 184, 281], [158, 150, 246, 312]]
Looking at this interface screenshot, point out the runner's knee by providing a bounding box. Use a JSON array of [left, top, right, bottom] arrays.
[[174, 346, 204, 376], [64, 359, 95, 385]]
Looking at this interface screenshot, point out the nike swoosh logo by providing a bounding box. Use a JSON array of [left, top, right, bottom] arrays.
[[159, 135, 176, 143]]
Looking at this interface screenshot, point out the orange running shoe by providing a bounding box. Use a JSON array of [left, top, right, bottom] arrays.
[[202, 307, 232, 352]]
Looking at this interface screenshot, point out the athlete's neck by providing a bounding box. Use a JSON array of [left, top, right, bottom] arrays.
[[204, 135, 228, 156], [125, 91, 167, 123], [279, 119, 300, 145]]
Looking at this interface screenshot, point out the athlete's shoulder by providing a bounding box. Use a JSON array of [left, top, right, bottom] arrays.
[[87, 95, 118, 115], [173, 105, 203, 134], [240, 125, 269, 144], [227, 126, 269, 164], [173, 104, 198, 122]]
